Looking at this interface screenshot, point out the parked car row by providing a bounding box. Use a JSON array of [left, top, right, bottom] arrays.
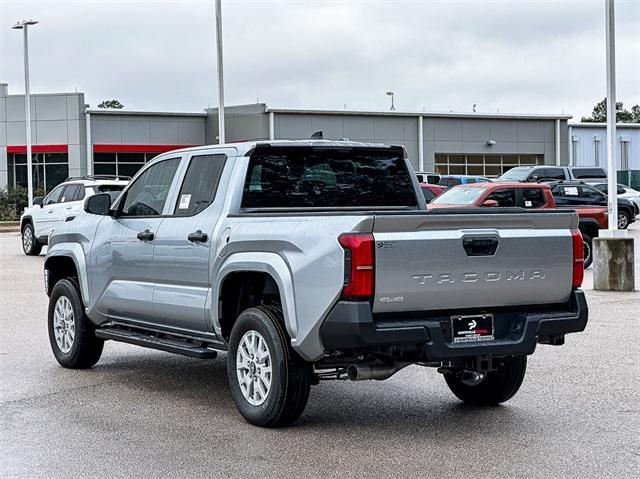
[[416, 165, 639, 268], [25, 140, 589, 428], [427, 181, 607, 267]]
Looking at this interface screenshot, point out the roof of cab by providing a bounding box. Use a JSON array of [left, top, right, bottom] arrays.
[[454, 181, 550, 189], [158, 139, 403, 157]]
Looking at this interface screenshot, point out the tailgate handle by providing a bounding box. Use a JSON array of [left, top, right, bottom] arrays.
[[463, 237, 499, 256]]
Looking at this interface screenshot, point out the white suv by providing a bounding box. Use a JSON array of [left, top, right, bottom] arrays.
[[20, 175, 129, 255]]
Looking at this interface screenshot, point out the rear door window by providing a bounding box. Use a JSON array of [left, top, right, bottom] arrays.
[[521, 188, 546, 208], [242, 146, 416, 208], [60, 184, 81, 203], [543, 168, 566, 180], [579, 185, 605, 200], [553, 185, 579, 197], [486, 188, 516, 207], [174, 154, 227, 216]]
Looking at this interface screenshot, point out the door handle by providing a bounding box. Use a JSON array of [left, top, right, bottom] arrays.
[[187, 230, 208, 243], [65, 206, 72, 210], [137, 229, 155, 241]]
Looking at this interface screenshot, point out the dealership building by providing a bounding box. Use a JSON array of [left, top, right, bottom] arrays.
[[0, 82, 580, 193]]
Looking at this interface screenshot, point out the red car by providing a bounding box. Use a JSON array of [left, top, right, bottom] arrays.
[[428, 182, 607, 267], [419, 183, 447, 203]]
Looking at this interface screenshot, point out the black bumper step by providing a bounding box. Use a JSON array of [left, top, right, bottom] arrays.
[[95, 328, 218, 359]]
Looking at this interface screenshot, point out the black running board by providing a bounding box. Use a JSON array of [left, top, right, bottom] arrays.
[[95, 328, 219, 359]]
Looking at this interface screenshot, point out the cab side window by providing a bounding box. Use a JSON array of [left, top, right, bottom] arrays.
[[174, 154, 227, 216], [120, 158, 181, 216], [44, 185, 65, 205], [486, 188, 516, 207], [521, 188, 546, 208]]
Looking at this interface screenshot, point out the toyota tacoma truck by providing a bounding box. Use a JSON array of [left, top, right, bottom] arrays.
[[44, 140, 588, 427]]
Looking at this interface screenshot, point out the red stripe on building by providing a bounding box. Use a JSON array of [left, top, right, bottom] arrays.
[[93, 144, 195, 153], [7, 144, 69, 154]]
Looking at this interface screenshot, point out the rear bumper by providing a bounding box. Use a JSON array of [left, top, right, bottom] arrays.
[[319, 290, 588, 361]]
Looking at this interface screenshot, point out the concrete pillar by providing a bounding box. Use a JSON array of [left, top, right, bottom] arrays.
[[593, 236, 635, 291]]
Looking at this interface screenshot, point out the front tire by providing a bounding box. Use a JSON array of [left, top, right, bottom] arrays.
[[48, 279, 104, 368], [444, 355, 527, 405], [22, 222, 42, 256], [227, 306, 312, 427]]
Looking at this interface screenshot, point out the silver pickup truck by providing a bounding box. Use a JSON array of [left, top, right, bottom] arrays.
[[44, 140, 588, 427]]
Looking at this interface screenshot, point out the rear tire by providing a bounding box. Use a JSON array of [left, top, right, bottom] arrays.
[[618, 211, 630, 229], [445, 355, 527, 405], [582, 233, 593, 269], [48, 279, 104, 369], [227, 306, 312, 427], [22, 222, 42, 256]]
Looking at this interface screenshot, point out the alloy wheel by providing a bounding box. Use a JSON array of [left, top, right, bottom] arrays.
[[53, 295, 75, 353], [618, 212, 628, 229], [22, 225, 33, 253], [236, 330, 272, 406]]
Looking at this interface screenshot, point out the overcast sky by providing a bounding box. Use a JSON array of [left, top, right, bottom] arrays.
[[1, 0, 639, 119]]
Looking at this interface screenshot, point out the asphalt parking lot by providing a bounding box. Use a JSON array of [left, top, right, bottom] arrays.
[[1, 229, 639, 479]]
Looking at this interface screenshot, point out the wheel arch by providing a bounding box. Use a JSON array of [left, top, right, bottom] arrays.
[[21, 215, 33, 230], [44, 249, 89, 302], [578, 219, 598, 239], [214, 252, 297, 343]]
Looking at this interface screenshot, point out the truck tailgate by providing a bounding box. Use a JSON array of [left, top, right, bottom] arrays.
[[372, 211, 578, 314]]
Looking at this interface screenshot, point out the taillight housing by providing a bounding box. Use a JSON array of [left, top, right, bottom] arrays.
[[571, 229, 584, 289], [338, 233, 374, 300]]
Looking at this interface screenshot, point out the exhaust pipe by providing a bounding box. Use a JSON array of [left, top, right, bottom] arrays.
[[347, 362, 404, 381]]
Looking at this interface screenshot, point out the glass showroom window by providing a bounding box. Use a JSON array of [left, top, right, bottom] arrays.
[[93, 152, 159, 177], [434, 154, 544, 177], [7, 153, 69, 194]]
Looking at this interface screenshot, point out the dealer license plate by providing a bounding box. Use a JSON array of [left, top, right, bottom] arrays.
[[451, 314, 494, 343]]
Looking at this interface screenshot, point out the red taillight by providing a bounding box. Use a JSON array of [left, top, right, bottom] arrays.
[[571, 229, 584, 289], [338, 233, 374, 300]]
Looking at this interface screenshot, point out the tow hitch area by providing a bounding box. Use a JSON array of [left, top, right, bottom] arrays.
[[436, 356, 500, 380]]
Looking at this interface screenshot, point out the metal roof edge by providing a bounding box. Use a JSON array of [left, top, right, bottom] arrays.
[[569, 122, 640, 128], [87, 109, 207, 117], [264, 107, 573, 120]]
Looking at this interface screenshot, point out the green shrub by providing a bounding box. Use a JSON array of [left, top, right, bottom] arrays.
[[0, 186, 46, 221]]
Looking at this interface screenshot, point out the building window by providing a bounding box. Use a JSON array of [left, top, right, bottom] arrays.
[[571, 136, 579, 166], [7, 153, 69, 194], [593, 137, 601, 166], [93, 151, 157, 177], [620, 139, 630, 171], [434, 154, 544, 177]]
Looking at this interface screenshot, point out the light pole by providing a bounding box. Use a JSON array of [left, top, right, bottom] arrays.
[[605, 0, 618, 230], [386, 91, 395, 111], [12, 19, 38, 207], [215, 0, 225, 144]]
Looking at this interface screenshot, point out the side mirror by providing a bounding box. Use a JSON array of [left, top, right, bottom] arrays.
[[84, 193, 112, 216], [482, 199, 499, 207], [33, 196, 44, 207]]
